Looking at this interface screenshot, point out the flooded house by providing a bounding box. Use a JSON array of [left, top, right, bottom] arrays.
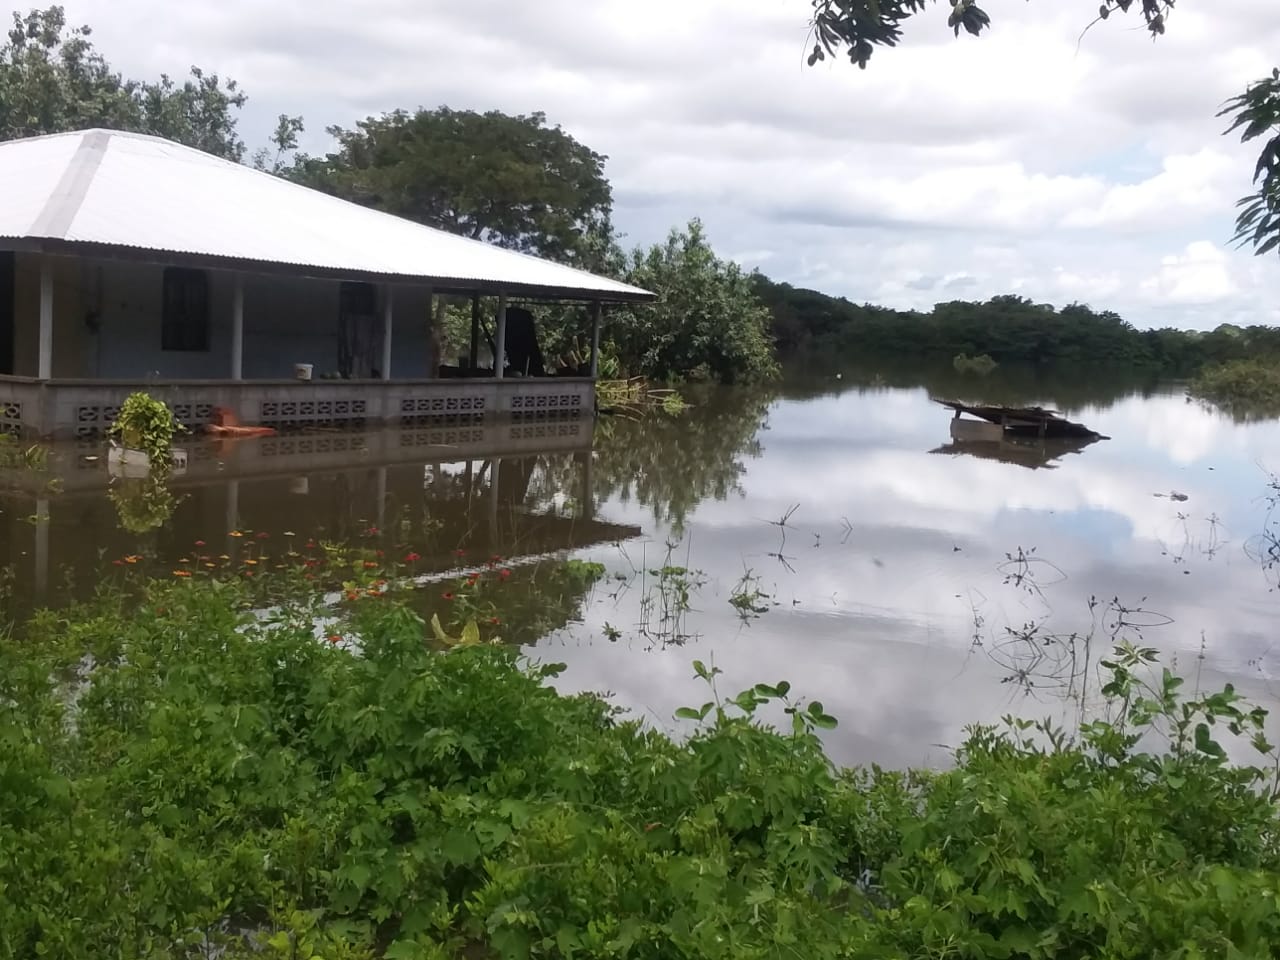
[[0, 128, 652, 439]]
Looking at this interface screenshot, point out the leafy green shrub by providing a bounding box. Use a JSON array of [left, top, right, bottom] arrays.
[[953, 351, 999, 375], [3, 583, 1280, 958], [1191, 357, 1280, 415], [108, 391, 183, 470]]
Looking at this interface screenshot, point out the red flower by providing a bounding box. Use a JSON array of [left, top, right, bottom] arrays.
[[488, 616, 501, 625], [442, 591, 455, 601], [466, 574, 480, 586], [305, 540, 317, 549], [363, 561, 378, 570], [112, 559, 123, 566], [345, 590, 359, 602], [365, 526, 380, 536], [404, 552, 421, 563], [490, 555, 502, 564], [327, 634, 342, 645], [194, 540, 206, 547], [256, 532, 270, 540], [376, 549, 385, 558], [499, 569, 512, 581]]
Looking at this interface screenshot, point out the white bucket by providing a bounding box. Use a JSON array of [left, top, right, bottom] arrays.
[[294, 363, 314, 381]]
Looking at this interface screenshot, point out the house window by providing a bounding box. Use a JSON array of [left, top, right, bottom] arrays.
[[161, 267, 210, 351]]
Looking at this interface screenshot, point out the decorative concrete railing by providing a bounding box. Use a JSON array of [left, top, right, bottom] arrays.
[[0, 376, 595, 439]]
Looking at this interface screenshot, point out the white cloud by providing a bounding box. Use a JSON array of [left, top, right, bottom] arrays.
[[56, 0, 1280, 329], [1141, 241, 1239, 305]]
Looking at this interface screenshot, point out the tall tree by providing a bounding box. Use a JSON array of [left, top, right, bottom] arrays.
[[804, 1, 1279, 260], [607, 220, 780, 384], [292, 107, 614, 267], [0, 5, 250, 160]]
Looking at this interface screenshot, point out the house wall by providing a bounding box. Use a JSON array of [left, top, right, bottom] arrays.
[[13, 253, 86, 377], [11, 254, 437, 380]]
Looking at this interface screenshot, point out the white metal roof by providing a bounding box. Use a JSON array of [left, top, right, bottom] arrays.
[[0, 128, 653, 302]]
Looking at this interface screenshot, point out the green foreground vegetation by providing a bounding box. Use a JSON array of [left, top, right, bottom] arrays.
[[5, 577, 1280, 959]]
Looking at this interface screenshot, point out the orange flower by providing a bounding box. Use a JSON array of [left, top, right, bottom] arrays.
[[345, 590, 360, 602], [244, 559, 258, 566], [327, 634, 342, 645], [172, 570, 192, 578], [229, 530, 244, 538], [124, 555, 141, 565]]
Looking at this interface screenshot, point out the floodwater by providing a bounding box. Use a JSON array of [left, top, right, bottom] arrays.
[[5, 369, 1280, 767]]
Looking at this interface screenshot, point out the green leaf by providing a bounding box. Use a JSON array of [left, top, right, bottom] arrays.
[[674, 707, 703, 721], [1194, 722, 1227, 759]]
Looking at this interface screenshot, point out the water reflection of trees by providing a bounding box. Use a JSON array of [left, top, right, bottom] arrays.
[[783, 361, 1165, 414], [587, 388, 775, 532]]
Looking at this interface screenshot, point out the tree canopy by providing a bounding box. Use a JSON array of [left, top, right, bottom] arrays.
[[291, 108, 614, 268], [806, 1, 1279, 261], [0, 6, 250, 159], [606, 220, 780, 384], [754, 276, 1280, 376]]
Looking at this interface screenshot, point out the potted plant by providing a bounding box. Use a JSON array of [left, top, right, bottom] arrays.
[[107, 392, 186, 477]]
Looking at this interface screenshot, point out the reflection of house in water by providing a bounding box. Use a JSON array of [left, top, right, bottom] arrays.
[[0, 421, 641, 607], [930, 435, 1103, 470]]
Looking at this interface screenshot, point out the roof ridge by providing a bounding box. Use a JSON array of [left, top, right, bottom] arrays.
[[27, 130, 110, 239]]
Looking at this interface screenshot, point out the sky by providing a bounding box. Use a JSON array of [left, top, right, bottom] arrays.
[[59, 0, 1280, 331]]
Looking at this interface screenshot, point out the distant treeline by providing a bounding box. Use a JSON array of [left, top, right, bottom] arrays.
[[753, 278, 1280, 376]]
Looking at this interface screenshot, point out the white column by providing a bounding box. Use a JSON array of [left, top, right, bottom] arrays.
[[424, 288, 436, 378], [494, 294, 508, 379], [589, 301, 603, 379], [38, 257, 53, 379], [230, 274, 244, 381], [381, 285, 394, 380]]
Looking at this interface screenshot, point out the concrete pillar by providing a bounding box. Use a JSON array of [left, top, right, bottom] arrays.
[[589, 301, 603, 379], [38, 257, 53, 379], [424, 288, 436, 378], [230, 274, 244, 381], [381, 286, 394, 380], [494, 294, 508, 379], [469, 295, 480, 372]]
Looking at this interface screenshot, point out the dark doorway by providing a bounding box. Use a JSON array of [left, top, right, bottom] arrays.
[[0, 251, 13, 375], [338, 281, 377, 378]]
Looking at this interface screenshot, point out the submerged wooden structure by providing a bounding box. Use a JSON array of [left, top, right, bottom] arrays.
[[933, 398, 1109, 441]]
